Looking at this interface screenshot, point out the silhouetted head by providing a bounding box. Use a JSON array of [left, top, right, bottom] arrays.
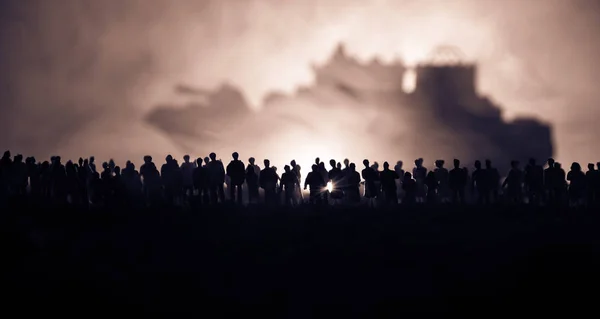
[[485, 159, 492, 168], [588, 163, 595, 171], [415, 158, 423, 168], [209, 153, 216, 161], [55, 156, 61, 164], [144, 155, 152, 163], [296, 164, 301, 171], [404, 172, 412, 180], [337, 162, 341, 169], [529, 158, 536, 166], [2, 150, 10, 159], [435, 160, 444, 168], [363, 159, 369, 168], [249, 157, 255, 165], [396, 161, 403, 169], [232, 152, 239, 160], [383, 162, 390, 170], [166, 155, 173, 162], [184, 155, 190, 163], [319, 162, 325, 170], [89, 156, 95, 163], [556, 162, 562, 169], [102, 162, 109, 169], [329, 159, 336, 168], [109, 159, 115, 168], [315, 158, 320, 165], [284, 165, 291, 173], [83, 159, 88, 165], [372, 162, 379, 171], [453, 159, 460, 168], [290, 160, 296, 167], [475, 160, 481, 169], [14, 154, 23, 163], [78, 158, 84, 166], [204, 157, 210, 164], [196, 158, 203, 166], [547, 158, 555, 167], [511, 160, 519, 169], [114, 166, 121, 175], [273, 166, 277, 172], [264, 159, 270, 168], [350, 163, 356, 171], [571, 162, 581, 171], [344, 158, 350, 167]]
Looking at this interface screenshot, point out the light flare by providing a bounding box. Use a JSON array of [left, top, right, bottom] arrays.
[[326, 181, 333, 193]]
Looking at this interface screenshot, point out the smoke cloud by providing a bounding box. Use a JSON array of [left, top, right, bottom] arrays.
[[1, 0, 599, 167]]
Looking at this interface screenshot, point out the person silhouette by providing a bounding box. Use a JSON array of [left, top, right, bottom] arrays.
[[26, 156, 41, 198], [544, 158, 557, 204], [371, 162, 382, 204], [280, 165, 299, 206], [226, 152, 246, 204], [246, 159, 260, 204], [304, 164, 326, 205], [362, 159, 378, 207], [318, 161, 329, 203], [346, 163, 361, 203], [50, 156, 67, 203], [380, 161, 399, 205], [503, 160, 523, 204], [143, 156, 162, 206], [402, 172, 417, 205], [11, 154, 27, 196], [340, 158, 351, 201], [472, 160, 489, 205], [567, 162, 586, 207], [181, 155, 197, 200], [207, 153, 226, 204], [425, 169, 438, 204], [89, 156, 97, 173], [64, 160, 80, 204], [123, 160, 143, 207], [290, 159, 303, 204], [434, 160, 449, 203], [394, 161, 405, 203], [485, 160, 500, 204], [192, 157, 209, 205], [449, 159, 467, 204], [524, 158, 544, 205], [554, 162, 567, 205], [412, 158, 427, 203], [328, 159, 343, 205], [260, 159, 278, 205]]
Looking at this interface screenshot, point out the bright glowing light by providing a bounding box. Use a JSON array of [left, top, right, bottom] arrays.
[[326, 181, 333, 193], [402, 68, 417, 93]]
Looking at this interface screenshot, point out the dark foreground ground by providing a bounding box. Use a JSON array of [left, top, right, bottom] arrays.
[[2, 202, 600, 317]]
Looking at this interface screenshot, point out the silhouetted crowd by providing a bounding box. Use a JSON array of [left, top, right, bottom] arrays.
[[1, 150, 599, 208]]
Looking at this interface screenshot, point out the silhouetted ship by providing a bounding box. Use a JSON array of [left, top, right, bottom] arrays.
[[145, 43, 553, 172]]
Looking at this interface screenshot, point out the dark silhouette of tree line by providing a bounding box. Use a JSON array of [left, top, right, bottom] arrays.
[[1, 150, 599, 208]]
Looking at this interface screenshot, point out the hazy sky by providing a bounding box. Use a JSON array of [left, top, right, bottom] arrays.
[[1, 0, 599, 165]]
